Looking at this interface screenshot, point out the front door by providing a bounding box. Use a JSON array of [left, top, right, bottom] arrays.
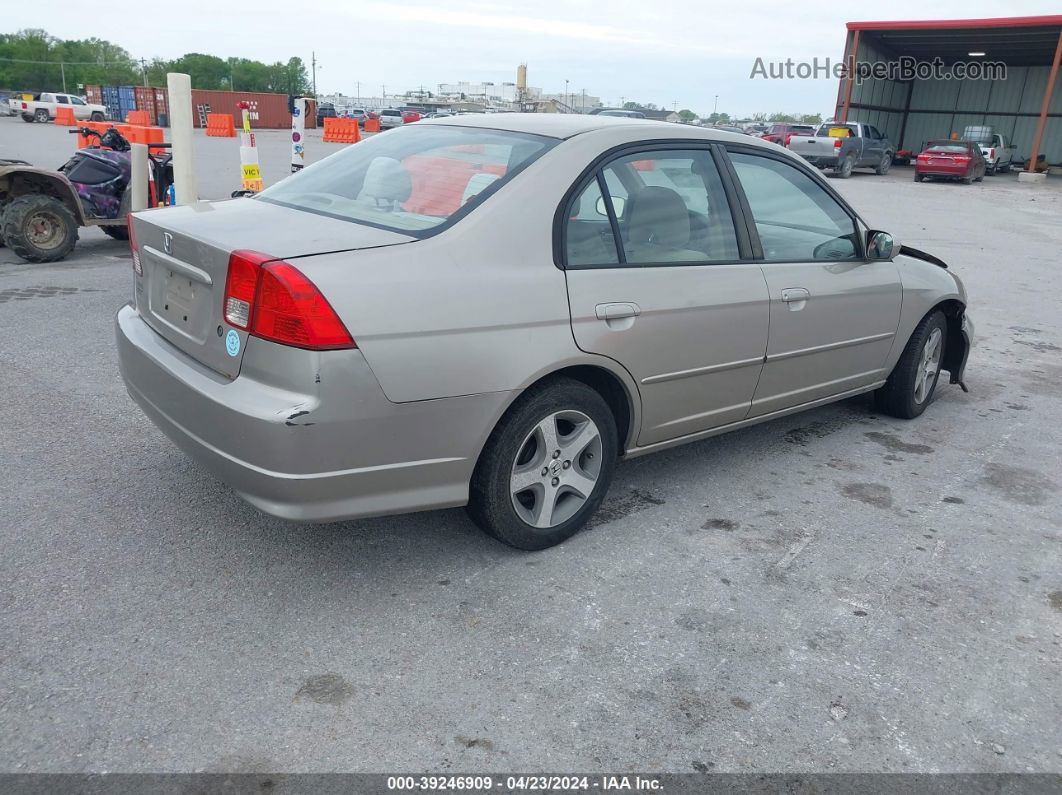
[[562, 146, 770, 447], [725, 148, 902, 417]]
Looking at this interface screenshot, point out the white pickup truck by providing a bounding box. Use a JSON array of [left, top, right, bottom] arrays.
[[11, 93, 107, 123], [977, 133, 1015, 175]]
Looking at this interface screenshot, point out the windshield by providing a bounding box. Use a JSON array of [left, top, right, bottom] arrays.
[[926, 144, 970, 154], [258, 124, 556, 235]]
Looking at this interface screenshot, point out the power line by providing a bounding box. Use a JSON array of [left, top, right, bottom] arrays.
[[0, 56, 135, 66]]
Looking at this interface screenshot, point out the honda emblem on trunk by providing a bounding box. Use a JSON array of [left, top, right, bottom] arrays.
[[163, 232, 173, 255]]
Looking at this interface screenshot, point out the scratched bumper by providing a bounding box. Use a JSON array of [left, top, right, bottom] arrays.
[[115, 303, 508, 522]]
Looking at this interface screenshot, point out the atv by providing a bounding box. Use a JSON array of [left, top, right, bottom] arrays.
[[0, 126, 173, 263]]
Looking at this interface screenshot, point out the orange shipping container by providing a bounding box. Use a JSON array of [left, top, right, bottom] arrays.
[[189, 89, 293, 129]]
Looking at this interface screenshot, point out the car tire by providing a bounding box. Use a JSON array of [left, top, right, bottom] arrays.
[[1, 194, 79, 263], [21, 113, 35, 123], [874, 310, 948, 420], [962, 176, 973, 185], [34, 109, 50, 123], [913, 173, 924, 182], [836, 154, 855, 179], [467, 377, 618, 550], [999, 163, 1011, 173], [101, 224, 129, 241], [986, 164, 996, 176], [875, 153, 892, 175], [90, 111, 104, 122]]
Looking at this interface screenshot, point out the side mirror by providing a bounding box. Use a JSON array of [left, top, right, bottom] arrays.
[[866, 230, 898, 260], [594, 195, 626, 217]]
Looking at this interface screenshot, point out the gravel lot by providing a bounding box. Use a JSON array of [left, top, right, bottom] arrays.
[[1, 115, 1060, 773]]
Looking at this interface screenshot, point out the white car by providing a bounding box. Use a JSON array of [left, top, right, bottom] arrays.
[[377, 109, 405, 129], [14, 92, 107, 123]]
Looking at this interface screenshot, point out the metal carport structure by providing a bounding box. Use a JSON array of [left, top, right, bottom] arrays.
[[835, 16, 1062, 171]]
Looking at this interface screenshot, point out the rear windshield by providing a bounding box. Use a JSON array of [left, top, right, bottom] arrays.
[[258, 124, 556, 235], [817, 125, 856, 137], [926, 143, 970, 153]]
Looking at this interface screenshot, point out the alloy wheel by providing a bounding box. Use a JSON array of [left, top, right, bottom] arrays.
[[510, 410, 603, 529], [913, 327, 942, 404]]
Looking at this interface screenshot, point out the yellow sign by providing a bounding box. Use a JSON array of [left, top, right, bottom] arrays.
[[242, 164, 261, 180], [828, 126, 851, 138]]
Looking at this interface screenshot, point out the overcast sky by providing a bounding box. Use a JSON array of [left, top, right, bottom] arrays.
[[9, 1, 1060, 115]]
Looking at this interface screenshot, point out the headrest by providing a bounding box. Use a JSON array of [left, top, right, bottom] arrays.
[[359, 157, 412, 204], [627, 186, 690, 249]]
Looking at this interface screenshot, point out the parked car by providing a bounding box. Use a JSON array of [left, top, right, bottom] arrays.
[[346, 108, 369, 126], [787, 122, 895, 178], [914, 140, 986, 184], [760, 123, 815, 146], [713, 125, 748, 136], [402, 110, 423, 124], [316, 102, 337, 126], [13, 92, 107, 123], [377, 109, 405, 128], [118, 114, 972, 550]]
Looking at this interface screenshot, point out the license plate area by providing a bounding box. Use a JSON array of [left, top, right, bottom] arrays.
[[149, 266, 212, 344]]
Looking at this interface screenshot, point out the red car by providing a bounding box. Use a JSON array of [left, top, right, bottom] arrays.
[[914, 140, 986, 184], [402, 110, 422, 123], [760, 123, 815, 146]]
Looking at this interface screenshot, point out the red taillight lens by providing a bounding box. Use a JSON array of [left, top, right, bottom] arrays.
[[21, 102, 27, 109], [128, 215, 142, 276], [222, 250, 354, 350], [834, 138, 842, 149], [253, 263, 354, 350], [954, 155, 970, 162]]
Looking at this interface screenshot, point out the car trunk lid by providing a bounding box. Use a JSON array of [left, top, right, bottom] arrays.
[[131, 198, 414, 379]]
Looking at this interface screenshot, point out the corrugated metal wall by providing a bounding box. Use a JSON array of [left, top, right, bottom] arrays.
[[841, 34, 1061, 162]]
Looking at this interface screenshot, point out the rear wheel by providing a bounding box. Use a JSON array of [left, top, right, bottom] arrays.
[[1, 194, 79, 263], [467, 377, 618, 550], [21, 114, 35, 123], [34, 109, 49, 123], [962, 176, 973, 185], [913, 172, 925, 182], [875, 152, 892, 175], [986, 163, 996, 176], [836, 154, 855, 179], [90, 111, 104, 122], [875, 311, 947, 419]]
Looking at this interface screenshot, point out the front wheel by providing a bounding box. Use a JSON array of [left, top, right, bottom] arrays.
[[875, 311, 947, 419], [1, 194, 79, 263], [90, 111, 104, 122], [467, 377, 618, 550], [875, 153, 892, 175]]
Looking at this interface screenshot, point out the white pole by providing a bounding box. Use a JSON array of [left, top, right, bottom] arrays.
[[130, 143, 149, 211], [166, 72, 198, 205], [291, 97, 307, 172]]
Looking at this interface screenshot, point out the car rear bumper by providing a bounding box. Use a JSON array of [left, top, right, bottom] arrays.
[[915, 165, 969, 178], [115, 303, 512, 523]]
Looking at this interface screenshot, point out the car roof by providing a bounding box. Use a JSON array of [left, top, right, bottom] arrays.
[[417, 112, 767, 142]]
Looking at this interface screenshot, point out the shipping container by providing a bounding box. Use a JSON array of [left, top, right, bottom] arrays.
[[84, 84, 103, 105], [189, 89, 293, 129]]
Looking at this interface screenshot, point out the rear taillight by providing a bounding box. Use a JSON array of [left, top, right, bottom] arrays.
[[222, 250, 355, 351], [223, 250, 268, 329], [128, 216, 142, 276], [834, 138, 842, 149], [21, 102, 27, 109], [954, 155, 970, 162]]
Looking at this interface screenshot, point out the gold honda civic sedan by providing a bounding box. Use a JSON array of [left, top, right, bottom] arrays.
[[117, 114, 972, 549]]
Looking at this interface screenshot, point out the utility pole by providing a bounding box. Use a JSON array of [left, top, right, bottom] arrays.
[[382, 84, 386, 106], [311, 51, 318, 98], [581, 88, 586, 113], [140, 58, 149, 87], [713, 95, 719, 115], [564, 79, 569, 112], [356, 81, 360, 105], [60, 61, 67, 94]]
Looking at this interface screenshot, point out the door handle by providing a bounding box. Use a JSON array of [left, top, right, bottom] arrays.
[[595, 302, 640, 320], [781, 288, 810, 303]]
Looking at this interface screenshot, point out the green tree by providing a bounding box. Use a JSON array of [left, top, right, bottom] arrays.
[[798, 112, 823, 125], [677, 109, 698, 123], [767, 111, 797, 122]]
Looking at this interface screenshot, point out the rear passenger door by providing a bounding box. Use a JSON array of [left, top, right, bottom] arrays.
[[562, 145, 770, 447]]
